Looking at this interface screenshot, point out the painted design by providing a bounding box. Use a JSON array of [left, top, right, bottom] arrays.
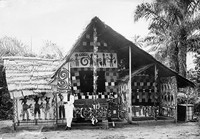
[[57, 67, 70, 90], [52, 93, 57, 120], [18, 94, 56, 121], [70, 52, 117, 68], [20, 96, 32, 121], [33, 96, 42, 120], [132, 105, 158, 117], [160, 77, 177, 117], [131, 76, 156, 105], [74, 104, 108, 119], [43, 97, 52, 120], [71, 68, 118, 95]]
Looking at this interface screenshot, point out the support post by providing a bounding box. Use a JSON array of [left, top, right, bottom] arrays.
[[172, 76, 178, 123], [154, 64, 158, 120], [55, 91, 58, 125], [12, 98, 16, 130], [128, 45, 132, 123], [185, 87, 190, 122]]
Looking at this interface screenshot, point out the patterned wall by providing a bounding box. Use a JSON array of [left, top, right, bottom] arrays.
[[71, 68, 118, 100], [16, 93, 56, 122], [118, 74, 158, 118], [70, 52, 118, 68], [160, 76, 177, 117], [132, 105, 158, 117], [57, 63, 71, 92], [70, 67, 118, 119], [132, 75, 157, 105]]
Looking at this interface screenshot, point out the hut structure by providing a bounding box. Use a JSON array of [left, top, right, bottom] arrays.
[[3, 17, 195, 129], [51, 17, 194, 123], [3, 57, 61, 128]]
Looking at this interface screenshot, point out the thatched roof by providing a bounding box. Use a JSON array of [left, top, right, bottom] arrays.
[[3, 56, 60, 99], [54, 16, 195, 88]]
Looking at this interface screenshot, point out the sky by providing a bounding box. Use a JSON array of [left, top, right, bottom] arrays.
[[0, 0, 195, 69], [0, 0, 152, 54]]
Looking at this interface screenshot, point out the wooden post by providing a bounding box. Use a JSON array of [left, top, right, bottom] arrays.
[[12, 97, 17, 130], [128, 45, 132, 123], [154, 64, 158, 120], [93, 27, 98, 108], [185, 87, 190, 122], [55, 91, 58, 125], [172, 76, 178, 123]]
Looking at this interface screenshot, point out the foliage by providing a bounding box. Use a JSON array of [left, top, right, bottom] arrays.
[[0, 36, 36, 120], [0, 36, 36, 57], [177, 87, 198, 105], [134, 0, 200, 77], [194, 49, 200, 95], [0, 64, 13, 120], [39, 40, 64, 59], [131, 35, 144, 48]]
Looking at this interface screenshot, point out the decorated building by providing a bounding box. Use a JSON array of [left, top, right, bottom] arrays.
[[51, 17, 194, 122], [3, 17, 195, 129]]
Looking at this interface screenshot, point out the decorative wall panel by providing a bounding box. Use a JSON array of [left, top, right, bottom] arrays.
[[160, 76, 177, 117], [131, 75, 156, 105], [70, 52, 117, 68]]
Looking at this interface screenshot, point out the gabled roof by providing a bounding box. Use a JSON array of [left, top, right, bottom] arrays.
[[54, 16, 194, 88]]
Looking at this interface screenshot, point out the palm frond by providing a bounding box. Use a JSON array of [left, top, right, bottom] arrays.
[[185, 0, 200, 16], [187, 35, 200, 51], [134, 2, 168, 25], [185, 15, 200, 34]]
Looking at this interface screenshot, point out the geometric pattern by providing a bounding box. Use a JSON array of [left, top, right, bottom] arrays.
[[74, 103, 108, 119], [71, 68, 118, 100], [52, 93, 57, 120], [132, 105, 158, 117], [160, 77, 177, 117], [13, 98, 18, 127], [71, 68, 80, 94], [74, 92, 118, 100], [131, 75, 157, 105], [105, 70, 118, 93]]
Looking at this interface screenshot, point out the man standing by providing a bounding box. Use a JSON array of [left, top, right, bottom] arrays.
[[58, 94, 65, 120], [64, 91, 74, 130]]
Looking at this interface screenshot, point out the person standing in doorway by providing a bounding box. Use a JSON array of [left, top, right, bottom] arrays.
[[64, 91, 75, 130]]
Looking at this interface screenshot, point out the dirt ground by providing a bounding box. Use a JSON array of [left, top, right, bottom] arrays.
[[0, 120, 200, 139]]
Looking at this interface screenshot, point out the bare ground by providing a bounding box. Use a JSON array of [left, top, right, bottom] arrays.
[[0, 120, 200, 139]]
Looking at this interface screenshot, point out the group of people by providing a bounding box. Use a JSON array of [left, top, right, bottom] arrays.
[[21, 91, 75, 130]]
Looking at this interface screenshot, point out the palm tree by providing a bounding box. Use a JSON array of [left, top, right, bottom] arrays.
[[132, 35, 144, 48], [134, 0, 200, 77], [0, 36, 33, 57]]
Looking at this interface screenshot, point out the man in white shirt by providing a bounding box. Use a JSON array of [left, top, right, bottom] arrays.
[[64, 91, 75, 130]]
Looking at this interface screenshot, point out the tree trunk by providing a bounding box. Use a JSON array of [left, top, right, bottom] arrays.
[[168, 42, 179, 73], [178, 41, 187, 77]]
